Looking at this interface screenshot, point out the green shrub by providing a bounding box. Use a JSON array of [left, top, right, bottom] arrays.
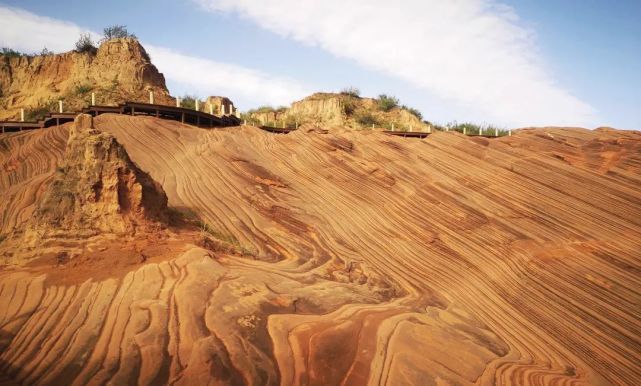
[[180, 95, 198, 109], [340, 86, 360, 98], [1, 47, 25, 58], [341, 97, 358, 115], [75, 33, 97, 54], [356, 112, 379, 127], [402, 105, 423, 120], [248, 105, 275, 114], [75, 83, 92, 95], [101, 25, 136, 42], [40, 47, 53, 56], [247, 105, 287, 115], [25, 100, 57, 121], [377, 94, 399, 111]]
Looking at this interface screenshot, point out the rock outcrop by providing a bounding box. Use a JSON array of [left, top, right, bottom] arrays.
[[0, 38, 174, 120], [17, 114, 168, 257], [249, 92, 429, 130], [204, 96, 237, 115]]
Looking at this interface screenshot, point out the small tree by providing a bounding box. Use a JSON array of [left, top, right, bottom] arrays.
[[75, 33, 97, 54], [377, 94, 399, 111], [101, 25, 136, 42]]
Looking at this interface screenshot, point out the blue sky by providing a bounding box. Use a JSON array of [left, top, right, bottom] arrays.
[[0, 0, 639, 129]]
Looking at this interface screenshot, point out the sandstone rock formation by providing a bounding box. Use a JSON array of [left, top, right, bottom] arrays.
[[4, 114, 168, 264], [249, 92, 428, 130], [0, 38, 174, 120], [0, 115, 640, 385], [204, 96, 237, 115]]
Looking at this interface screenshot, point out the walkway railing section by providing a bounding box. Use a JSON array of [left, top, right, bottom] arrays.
[[0, 100, 241, 134]]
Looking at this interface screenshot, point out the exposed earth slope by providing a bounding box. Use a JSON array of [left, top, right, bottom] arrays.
[[0, 116, 640, 385], [0, 38, 173, 121], [248, 92, 428, 131]]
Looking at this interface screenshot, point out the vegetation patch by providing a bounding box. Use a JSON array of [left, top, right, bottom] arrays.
[[101, 25, 137, 42], [247, 105, 287, 115], [180, 95, 198, 110], [75, 33, 97, 54], [402, 105, 423, 120], [377, 94, 399, 111], [444, 122, 509, 136], [198, 221, 256, 257], [340, 86, 361, 98], [355, 112, 379, 127], [25, 100, 57, 121], [1, 47, 25, 58], [75, 83, 93, 95]]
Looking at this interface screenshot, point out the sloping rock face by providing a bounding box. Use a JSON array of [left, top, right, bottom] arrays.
[[0, 116, 640, 385], [249, 92, 428, 130], [0, 38, 174, 120], [17, 114, 168, 257]]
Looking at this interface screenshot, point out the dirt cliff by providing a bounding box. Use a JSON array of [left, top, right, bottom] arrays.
[[249, 92, 429, 130], [0, 38, 174, 120]]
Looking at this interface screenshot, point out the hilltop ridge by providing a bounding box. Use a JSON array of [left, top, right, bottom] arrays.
[[248, 92, 429, 131], [0, 37, 173, 120]]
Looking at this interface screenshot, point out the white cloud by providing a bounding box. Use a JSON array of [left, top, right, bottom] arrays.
[[0, 6, 97, 52], [195, 0, 598, 127], [0, 5, 308, 109], [146, 45, 309, 107]]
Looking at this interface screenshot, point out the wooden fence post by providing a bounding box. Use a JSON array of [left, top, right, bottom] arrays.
[[91, 92, 95, 106], [149, 91, 154, 104], [20, 108, 24, 122], [58, 100, 63, 113]]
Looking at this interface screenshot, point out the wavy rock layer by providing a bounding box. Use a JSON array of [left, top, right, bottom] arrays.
[[1, 116, 641, 385]]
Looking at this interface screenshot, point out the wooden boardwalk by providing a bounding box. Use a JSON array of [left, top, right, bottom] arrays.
[[0, 101, 241, 133], [383, 130, 430, 138]]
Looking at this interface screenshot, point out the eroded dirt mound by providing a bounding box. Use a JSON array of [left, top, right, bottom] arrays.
[[5, 114, 169, 264], [0, 38, 174, 120], [249, 92, 428, 130], [34, 114, 167, 232]]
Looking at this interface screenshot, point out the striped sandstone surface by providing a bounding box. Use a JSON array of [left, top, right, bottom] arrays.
[[0, 114, 640, 385]]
